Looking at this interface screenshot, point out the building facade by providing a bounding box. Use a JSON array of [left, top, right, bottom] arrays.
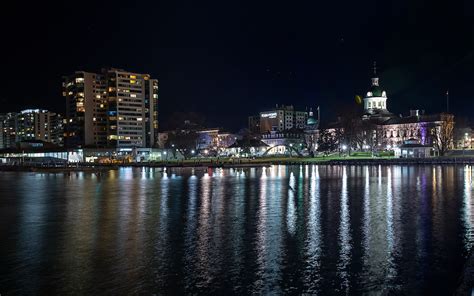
[[0, 113, 17, 149], [260, 129, 306, 155], [63, 71, 107, 147], [251, 105, 309, 133], [0, 110, 64, 149], [196, 128, 236, 153], [320, 68, 452, 154], [63, 68, 158, 148]]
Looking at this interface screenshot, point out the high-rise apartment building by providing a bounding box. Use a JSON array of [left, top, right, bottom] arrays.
[[63, 71, 107, 147], [0, 113, 17, 149], [63, 68, 158, 148], [0, 110, 64, 149], [17, 109, 53, 142]]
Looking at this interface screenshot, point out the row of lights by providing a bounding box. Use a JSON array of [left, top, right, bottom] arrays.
[[341, 144, 394, 151]]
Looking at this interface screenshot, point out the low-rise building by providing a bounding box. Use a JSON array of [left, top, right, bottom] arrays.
[[223, 139, 268, 157], [394, 139, 437, 158], [260, 129, 306, 155]]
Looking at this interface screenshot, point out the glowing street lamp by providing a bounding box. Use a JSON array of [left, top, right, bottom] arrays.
[[342, 145, 347, 151]]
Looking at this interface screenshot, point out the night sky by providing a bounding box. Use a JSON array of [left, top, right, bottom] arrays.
[[1, 0, 474, 130]]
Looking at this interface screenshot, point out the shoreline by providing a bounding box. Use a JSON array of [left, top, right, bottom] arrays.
[[2, 157, 474, 172]]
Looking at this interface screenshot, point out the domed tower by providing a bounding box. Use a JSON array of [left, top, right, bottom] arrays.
[[364, 62, 388, 114], [306, 107, 319, 128]]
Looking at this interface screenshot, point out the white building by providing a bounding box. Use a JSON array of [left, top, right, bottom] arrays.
[[321, 65, 450, 154]]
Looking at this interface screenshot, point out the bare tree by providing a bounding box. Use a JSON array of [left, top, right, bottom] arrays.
[[338, 109, 363, 154], [317, 129, 339, 153], [166, 130, 200, 159], [433, 113, 454, 156]]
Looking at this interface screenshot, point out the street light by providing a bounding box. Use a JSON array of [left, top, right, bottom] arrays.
[[342, 145, 347, 151]]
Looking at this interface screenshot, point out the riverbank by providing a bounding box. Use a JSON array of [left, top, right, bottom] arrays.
[[107, 156, 474, 167], [3, 156, 474, 172]]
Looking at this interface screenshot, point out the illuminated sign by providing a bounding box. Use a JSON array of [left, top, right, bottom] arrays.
[[261, 112, 277, 119]]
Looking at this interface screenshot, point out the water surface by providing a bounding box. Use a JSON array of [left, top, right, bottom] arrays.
[[0, 165, 473, 295]]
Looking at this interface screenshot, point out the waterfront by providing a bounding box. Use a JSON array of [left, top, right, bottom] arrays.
[[0, 165, 473, 294]]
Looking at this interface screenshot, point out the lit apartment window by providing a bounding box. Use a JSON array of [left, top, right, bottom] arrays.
[[75, 78, 84, 83]]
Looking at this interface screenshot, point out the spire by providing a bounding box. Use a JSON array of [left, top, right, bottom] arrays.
[[371, 61, 379, 86]]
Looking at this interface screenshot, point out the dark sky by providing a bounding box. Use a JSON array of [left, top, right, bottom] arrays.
[[1, 0, 474, 130]]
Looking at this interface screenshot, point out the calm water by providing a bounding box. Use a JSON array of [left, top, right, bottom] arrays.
[[0, 165, 473, 295]]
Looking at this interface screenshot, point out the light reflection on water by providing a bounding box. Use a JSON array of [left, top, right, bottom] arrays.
[[0, 165, 473, 294]]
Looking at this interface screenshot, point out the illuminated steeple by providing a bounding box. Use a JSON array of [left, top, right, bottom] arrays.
[[363, 61, 388, 114]]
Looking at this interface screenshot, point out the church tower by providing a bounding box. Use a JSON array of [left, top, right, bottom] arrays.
[[363, 62, 388, 114]]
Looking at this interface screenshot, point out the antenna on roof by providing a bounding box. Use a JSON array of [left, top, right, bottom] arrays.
[[446, 90, 449, 113], [373, 61, 377, 76]]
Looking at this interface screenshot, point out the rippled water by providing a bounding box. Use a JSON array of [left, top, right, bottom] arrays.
[[0, 165, 473, 295]]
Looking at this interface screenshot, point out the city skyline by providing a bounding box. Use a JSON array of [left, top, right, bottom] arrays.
[[1, 1, 473, 130]]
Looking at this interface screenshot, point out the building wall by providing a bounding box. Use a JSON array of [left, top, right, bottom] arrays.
[[17, 109, 59, 143], [259, 105, 308, 133], [63, 71, 105, 147], [248, 115, 260, 134], [377, 121, 441, 147], [64, 68, 158, 148], [0, 110, 63, 148]]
